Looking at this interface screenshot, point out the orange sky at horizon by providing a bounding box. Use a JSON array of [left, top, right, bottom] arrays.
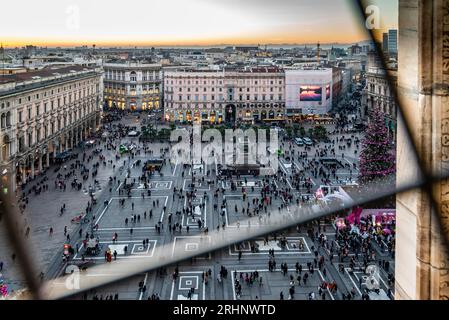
[[0, 0, 396, 49]]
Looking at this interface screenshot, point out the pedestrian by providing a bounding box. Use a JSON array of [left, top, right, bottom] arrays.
[[0, 261, 3, 271]]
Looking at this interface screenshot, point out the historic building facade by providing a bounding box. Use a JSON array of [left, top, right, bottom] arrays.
[[163, 67, 285, 124], [0, 65, 102, 190], [363, 51, 397, 134], [103, 62, 162, 111]]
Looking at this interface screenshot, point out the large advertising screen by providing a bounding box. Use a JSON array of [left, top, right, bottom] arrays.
[[326, 84, 330, 100], [299, 86, 322, 102]]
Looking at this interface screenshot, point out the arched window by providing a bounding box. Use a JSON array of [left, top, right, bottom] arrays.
[[1, 135, 10, 161], [6, 111, 11, 126]]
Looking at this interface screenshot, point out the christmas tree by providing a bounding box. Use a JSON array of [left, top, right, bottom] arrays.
[[358, 107, 395, 184]]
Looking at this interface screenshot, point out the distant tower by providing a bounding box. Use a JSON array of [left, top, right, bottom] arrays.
[[317, 42, 321, 65], [1, 43, 4, 78]]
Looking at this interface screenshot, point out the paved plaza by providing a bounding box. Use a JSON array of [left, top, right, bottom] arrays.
[[0, 114, 395, 300]]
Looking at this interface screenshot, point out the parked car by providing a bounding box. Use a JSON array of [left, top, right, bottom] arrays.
[[302, 137, 313, 146], [294, 137, 304, 146]]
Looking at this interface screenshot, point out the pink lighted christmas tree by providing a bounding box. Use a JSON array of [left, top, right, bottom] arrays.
[[358, 107, 396, 184]]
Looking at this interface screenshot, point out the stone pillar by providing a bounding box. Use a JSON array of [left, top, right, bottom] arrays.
[[38, 154, 43, 173], [46, 151, 50, 168], [396, 0, 449, 300], [31, 158, 35, 179], [21, 163, 26, 184], [11, 163, 16, 192]]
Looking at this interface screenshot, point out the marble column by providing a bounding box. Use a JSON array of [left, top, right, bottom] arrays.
[[21, 163, 26, 185], [31, 158, 35, 179], [396, 0, 449, 300], [38, 154, 43, 173], [46, 151, 50, 168]]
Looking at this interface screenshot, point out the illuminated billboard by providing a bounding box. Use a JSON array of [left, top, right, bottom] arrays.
[[326, 84, 330, 100], [299, 86, 322, 102]]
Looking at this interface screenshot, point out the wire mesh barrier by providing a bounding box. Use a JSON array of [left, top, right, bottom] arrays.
[[0, 0, 447, 301]]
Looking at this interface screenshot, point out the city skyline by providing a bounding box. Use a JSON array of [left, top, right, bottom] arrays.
[[1, 0, 397, 48]]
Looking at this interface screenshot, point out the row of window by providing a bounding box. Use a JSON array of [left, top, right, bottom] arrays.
[[105, 70, 161, 81], [165, 103, 284, 109], [167, 86, 282, 93], [1, 79, 98, 109], [167, 94, 283, 102], [14, 107, 95, 152], [165, 79, 283, 86], [2, 102, 96, 128]]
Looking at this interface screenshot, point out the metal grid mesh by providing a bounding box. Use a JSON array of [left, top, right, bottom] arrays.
[[0, 0, 447, 300]]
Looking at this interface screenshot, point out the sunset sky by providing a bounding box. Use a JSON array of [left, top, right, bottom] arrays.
[[0, 0, 397, 48]]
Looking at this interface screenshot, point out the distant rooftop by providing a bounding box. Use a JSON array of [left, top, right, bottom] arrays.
[[0, 65, 99, 96]]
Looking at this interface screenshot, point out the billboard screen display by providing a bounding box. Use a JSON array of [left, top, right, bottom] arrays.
[[299, 86, 322, 101], [326, 84, 330, 100]]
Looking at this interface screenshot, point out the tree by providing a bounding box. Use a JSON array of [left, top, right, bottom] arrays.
[[299, 127, 306, 137], [293, 123, 300, 137], [313, 125, 328, 140], [358, 107, 395, 184], [307, 128, 314, 138], [285, 127, 293, 139]]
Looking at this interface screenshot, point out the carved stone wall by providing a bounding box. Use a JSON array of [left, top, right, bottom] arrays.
[[396, 0, 449, 300]]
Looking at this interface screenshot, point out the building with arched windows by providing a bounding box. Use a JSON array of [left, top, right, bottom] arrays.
[[0, 65, 102, 190], [163, 66, 285, 124], [361, 51, 397, 135], [103, 62, 162, 111]]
